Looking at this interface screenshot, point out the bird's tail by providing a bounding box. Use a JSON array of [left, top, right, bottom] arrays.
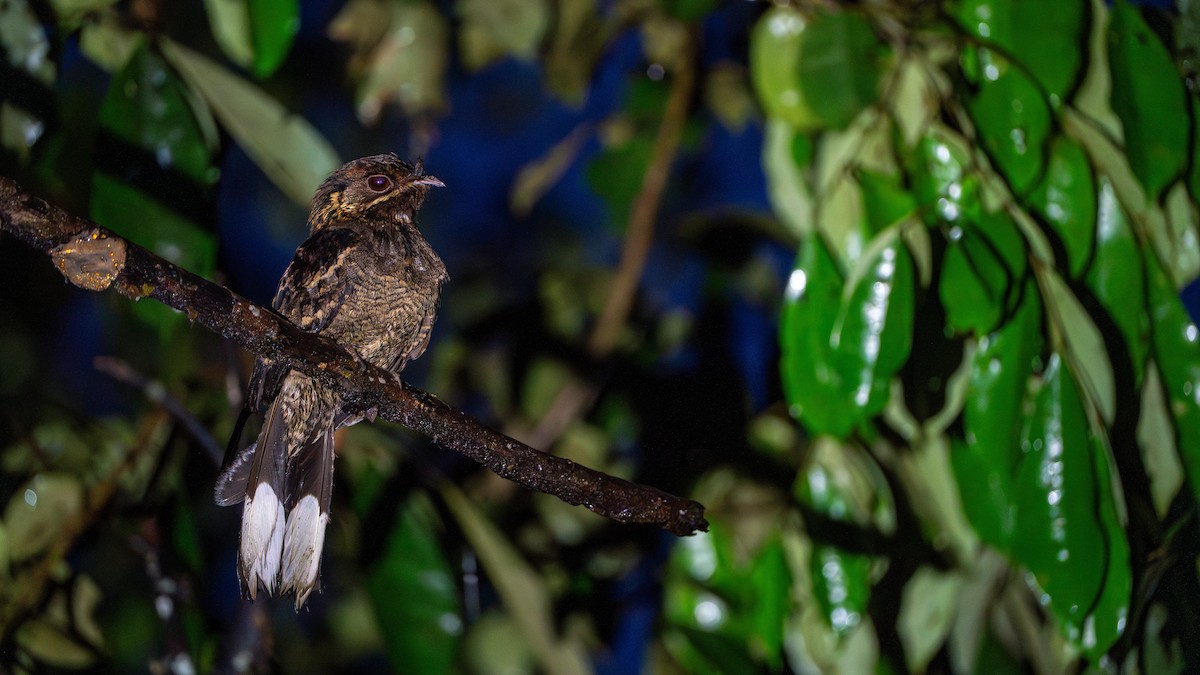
[[214, 395, 334, 608]]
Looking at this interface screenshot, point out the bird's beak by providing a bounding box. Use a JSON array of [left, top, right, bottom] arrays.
[[413, 176, 445, 189]]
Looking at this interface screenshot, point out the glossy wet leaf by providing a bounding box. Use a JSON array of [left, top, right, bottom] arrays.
[[963, 49, 1051, 196], [751, 7, 884, 131], [941, 211, 1027, 336], [1085, 177, 1148, 383], [957, 281, 1042, 547], [955, 0, 1084, 105], [160, 38, 339, 206], [1146, 255, 1200, 501], [1011, 354, 1129, 655], [809, 545, 871, 638], [781, 235, 852, 434], [1107, 0, 1188, 200], [909, 127, 979, 226], [831, 234, 915, 420], [1029, 135, 1096, 279], [368, 494, 461, 675]]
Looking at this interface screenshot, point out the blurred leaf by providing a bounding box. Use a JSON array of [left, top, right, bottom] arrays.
[[962, 49, 1051, 196], [955, 0, 1084, 105], [4, 474, 83, 561], [510, 124, 589, 217], [17, 617, 97, 669], [704, 63, 756, 132], [1011, 354, 1129, 655], [1191, 94, 1200, 204], [462, 611, 535, 675], [1039, 268, 1116, 425], [1139, 367, 1184, 516], [909, 127, 980, 226], [940, 211, 1027, 336], [856, 168, 916, 234], [457, 0, 548, 71], [0, 0, 54, 157], [1085, 176, 1148, 383], [795, 436, 891, 529], [660, 0, 717, 22], [246, 0, 299, 77], [368, 494, 461, 675], [330, 0, 448, 121], [808, 545, 870, 639], [751, 7, 885, 131], [79, 12, 139, 72], [587, 127, 654, 224], [1146, 254, 1200, 502], [542, 0, 608, 103], [957, 282, 1043, 547], [898, 568, 962, 673], [1107, 0, 1188, 200], [204, 0, 255, 68], [442, 484, 591, 675], [762, 119, 814, 240], [160, 38, 339, 206], [890, 56, 939, 149], [1028, 135, 1097, 279]]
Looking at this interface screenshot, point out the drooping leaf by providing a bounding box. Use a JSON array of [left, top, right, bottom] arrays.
[[956, 282, 1043, 547], [762, 119, 815, 240], [1039, 268, 1117, 425], [1010, 354, 1129, 655], [1028, 135, 1097, 279], [0, 0, 55, 157], [955, 0, 1085, 105], [368, 494, 462, 675], [1107, 0, 1189, 201], [204, 0, 298, 77], [750, 7, 821, 130], [1085, 176, 1148, 383], [856, 168, 917, 234], [963, 49, 1051, 196], [1138, 367, 1184, 517], [160, 38, 339, 206]]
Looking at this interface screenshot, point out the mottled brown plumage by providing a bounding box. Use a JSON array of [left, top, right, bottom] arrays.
[[215, 154, 446, 608]]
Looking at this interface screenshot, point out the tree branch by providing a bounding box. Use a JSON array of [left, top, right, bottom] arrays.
[[0, 176, 708, 537]]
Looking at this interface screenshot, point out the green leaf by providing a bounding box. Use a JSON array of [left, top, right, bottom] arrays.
[[1028, 135, 1097, 279], [457, 0, 549, 71], [160, 38, 340, 206], [909, 127, 980, 226], [1040, 267, 1117, 425], [809, 545, 871, 638], [963, 49, 1051, 196], [1191, 94, 1200, 204], [1146, 254, 1200, 503], [1107, 0, 1189, 200], [781, 232, 915, 436], [955, 0, 1084, 105], [1085, 176, 1148, 383], [1010, 354, 1129, 655], [956, 282, 1043, 547], [0, 0, 55, 157], [368, 494, 462, 675], [247, 0, 299, 77], [940, 212, 1027, 336], [856, 168, 917, 234], [798, 11, 887, 130], [781, 235, 853, 435], [762, 119, 814, 240], [832, 234, 916, 418], [750, 7, 885, 131]]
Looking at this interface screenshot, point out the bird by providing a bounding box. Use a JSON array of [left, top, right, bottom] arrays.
[[214, 154, 447, 609]]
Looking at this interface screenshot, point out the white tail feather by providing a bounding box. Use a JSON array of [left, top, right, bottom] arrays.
[[281, 495, 328, 609], [240, 482, 285, 597]]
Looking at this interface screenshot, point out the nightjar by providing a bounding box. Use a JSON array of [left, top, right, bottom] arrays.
[[216, 154, 447, 608]]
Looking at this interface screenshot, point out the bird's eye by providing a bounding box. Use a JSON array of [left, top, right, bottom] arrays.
[[366, 174, 393, 193]]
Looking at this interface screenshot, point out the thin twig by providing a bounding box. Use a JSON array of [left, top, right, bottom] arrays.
[[520, 32, 697, 451], [0, 176, 708, 537], [94, 355, 225, 467]]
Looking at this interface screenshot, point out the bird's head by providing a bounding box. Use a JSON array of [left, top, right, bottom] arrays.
[[309, 154, 444, 230]]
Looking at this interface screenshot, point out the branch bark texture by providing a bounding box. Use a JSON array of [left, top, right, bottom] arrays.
[[0, 176, 708, 536]]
